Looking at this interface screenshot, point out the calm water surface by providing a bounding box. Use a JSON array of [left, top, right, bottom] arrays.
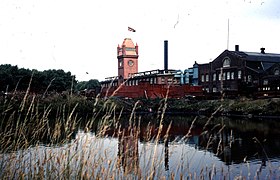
[[1, 115, 280, 179]]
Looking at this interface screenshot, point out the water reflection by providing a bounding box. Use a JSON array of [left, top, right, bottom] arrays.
[[204, 117, 280, 165], [164, 139, 169, 171], [108, 115, 280, 172], [1, 115, 279, 179], [117, 127, 139, 175]]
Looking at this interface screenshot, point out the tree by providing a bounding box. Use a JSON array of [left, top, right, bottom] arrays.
[[42, 69, 77, 93], [76, 79, 100, 91], [76, 81, 87, 91], [0, 64, 77, 93], [0, 64, 22, 92], [86, 79, 100, 90]]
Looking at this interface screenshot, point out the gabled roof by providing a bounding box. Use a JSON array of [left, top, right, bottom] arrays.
[[228, 50, 280, 72], [230, 51, 280, 63], [262, 62, 275, 71]]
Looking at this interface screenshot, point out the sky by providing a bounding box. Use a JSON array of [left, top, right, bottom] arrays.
[[1, 0, 280, 81]]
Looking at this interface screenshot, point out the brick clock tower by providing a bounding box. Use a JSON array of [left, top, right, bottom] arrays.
[[117, 38, 138, 82]]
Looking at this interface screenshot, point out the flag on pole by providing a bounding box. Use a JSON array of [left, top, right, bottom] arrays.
[[128, 26, 136, 32]]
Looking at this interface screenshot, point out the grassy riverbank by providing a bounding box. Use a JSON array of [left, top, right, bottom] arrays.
[[2, 93, 280, 121], [0, 93, 279, 179], [108, 97, 280, 117]]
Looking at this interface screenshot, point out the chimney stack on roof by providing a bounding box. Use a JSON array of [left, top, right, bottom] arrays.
[[260, 47, 265, 54], [235, 45, 239, 52], [164, 40, 168, 72]]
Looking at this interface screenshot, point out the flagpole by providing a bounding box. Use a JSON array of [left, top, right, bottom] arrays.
[[227, 19, 229, 50]]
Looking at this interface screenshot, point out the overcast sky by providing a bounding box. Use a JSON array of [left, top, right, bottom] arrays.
[[1, 0, 280, 81]]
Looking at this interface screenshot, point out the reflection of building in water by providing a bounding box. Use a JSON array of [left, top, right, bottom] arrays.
[[117, 128, 139, 175], [199, 125, 233, 165], [163, 136, 201, 171], [164, 139, 169, 171]]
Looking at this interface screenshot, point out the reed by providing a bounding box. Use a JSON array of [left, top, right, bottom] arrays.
[[0, 88, 278, 179]]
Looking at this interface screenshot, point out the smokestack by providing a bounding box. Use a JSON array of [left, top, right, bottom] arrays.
[[164, 40, 168, 72], [235, 45, 239, 52], [260, 47, 265, 54]]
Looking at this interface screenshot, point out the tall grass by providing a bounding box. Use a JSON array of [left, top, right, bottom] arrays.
[[0, 87, 279, 179]]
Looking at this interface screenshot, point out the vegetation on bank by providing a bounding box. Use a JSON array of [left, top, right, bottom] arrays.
[[1, 89, 279, 178], [2, 92, 280, 123], [0, 64, 100, 94], [1, 64, 279, 179], [105, 97, 280, 117]]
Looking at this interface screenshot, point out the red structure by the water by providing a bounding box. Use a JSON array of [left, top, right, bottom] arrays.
[[100, 38, 202, 99], [101, 81, 202, 99]]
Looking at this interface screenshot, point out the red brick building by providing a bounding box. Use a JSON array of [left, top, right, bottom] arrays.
[[117, 38, 139, 81], [100, 38, 202, 99]]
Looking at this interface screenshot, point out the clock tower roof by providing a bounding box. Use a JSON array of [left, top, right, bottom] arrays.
[[118, 38, 138, 56], [122, 38, 135, 48]]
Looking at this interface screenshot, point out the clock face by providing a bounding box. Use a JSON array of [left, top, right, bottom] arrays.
[[128, 60, 134, 67]]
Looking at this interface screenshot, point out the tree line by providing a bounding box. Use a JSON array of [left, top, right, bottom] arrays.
[[0, 64, 100, 94]]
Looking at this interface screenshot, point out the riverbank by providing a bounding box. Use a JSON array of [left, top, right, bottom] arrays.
[[106, 97, 280, 119], [1, 94, 280, 179], [1, 94, 280, 120]]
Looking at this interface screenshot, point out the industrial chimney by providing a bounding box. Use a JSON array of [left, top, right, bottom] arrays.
[[235, 45, 239, 52], [164, 40, 168, 72]]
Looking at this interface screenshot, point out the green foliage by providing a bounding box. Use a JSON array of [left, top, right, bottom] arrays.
[[42, 69, 76, 92], [0, 64, 77, 93], [76, 79, 100, 91], [228, 99, 269, 114], [76, 81, 87, 91]]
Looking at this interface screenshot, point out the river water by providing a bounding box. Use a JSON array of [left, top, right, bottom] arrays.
[[1, 115, 280, 179]]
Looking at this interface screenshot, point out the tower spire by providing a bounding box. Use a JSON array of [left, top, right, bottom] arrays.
[[117, 38, 139, 81]]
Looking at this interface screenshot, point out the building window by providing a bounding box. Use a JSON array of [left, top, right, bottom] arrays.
[[227, 72, 230, 80], [213, 73, 216, 81], [218, 73, 221, 81], [248, 75, 252, 82], [168, 78, 173, 84], [223, 72, 226, 80], [223, 57, 231, 67], [274, 69, 279, 75], [201, 74, 205, 82], [150, 78, 153, 84], [263, 79, 268, 85], [161, 77, 165, 84], [238, 70, 242, 79], [231, 72, 235, 80], [213, 87, 217, 92], [205, 74, 209, 82]]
